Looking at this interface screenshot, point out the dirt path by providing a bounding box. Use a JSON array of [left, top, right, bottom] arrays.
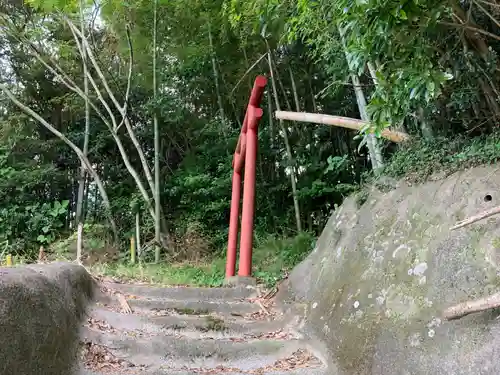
[[78, 282, 326, 375]]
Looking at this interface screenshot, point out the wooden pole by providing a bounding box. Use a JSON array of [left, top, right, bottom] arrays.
[[238, 106, 263, 277], [274, 111, 409, 143], [130, 236, 136, 264]]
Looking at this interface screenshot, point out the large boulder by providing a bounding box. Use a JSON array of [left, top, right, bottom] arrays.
[[0, 262, 97, 375], [280, 166, 500, 374]]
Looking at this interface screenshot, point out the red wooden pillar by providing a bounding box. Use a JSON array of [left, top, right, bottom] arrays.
[[226, 132, 246, 279], [238, 106, 263, 276], [225, 76, 267, 279], [226, 158, 241, 277]]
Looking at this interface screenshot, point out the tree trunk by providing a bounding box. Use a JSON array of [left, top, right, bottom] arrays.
[[267, 89, 274, 149], [289, 67, 301, 112], [208, 19, 226, 129], [83, 178, 90, 220], [417, 107, 434, 140], [242, 46, 253, 90], [75, 0, 89, 263], [307, 72, 317, 112], [66, 19, 157, 200], [153, 0, 162, 263], [267, 51, 303, 233], [31, 24, 157, 222], [338, 24, 383, 171], [136, 211, 142, 259]]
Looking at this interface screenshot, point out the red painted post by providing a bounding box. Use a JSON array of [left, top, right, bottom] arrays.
[[248, 76, 267, 107], [238, 106, 263, 276], [226, 164, 241, 277], [235, 134, 247, 173], [226, 76, 267, 279]]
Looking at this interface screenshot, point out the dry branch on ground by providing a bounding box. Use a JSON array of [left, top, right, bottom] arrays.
[[443, 292, 500, 320], [450, 205, 500, 230]]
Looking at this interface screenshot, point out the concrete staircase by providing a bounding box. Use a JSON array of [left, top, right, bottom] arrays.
[[79, 282, 327, 375]]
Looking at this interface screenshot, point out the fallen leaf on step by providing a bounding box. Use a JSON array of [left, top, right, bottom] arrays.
[[85, 317, 117, 334], [80, 341, 146, 373], [245, 329, 296, 341], [257, 349, 322, 373], [174, 349, 321, 374]]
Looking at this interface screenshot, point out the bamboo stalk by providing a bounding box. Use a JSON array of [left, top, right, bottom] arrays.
[[275, 111, 410, 143], [130, 236, 136, 264]]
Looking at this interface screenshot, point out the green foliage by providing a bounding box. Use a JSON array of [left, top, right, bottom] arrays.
[[334, 0, 453, 130], [0, 200, 69, 256], [253, 232, 316, 287], [50, 223, 112, 259], [92, 259, 226, 287], [91, 232, 315, 288], [24, 0, 81, 13], [384, 133, 500, 182], [4, 0, 500, 282]]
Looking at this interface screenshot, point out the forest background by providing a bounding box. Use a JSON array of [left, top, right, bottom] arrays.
[[1, 0, 498, 286]]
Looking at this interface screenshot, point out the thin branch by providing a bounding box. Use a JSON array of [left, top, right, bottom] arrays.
[[117, 25, 133, 131], [65, 17, 124, 113], [269, 49, 292, 112], [316, 80, 373, 99], [11, 28, 118, 134], [65, 16, 156, 197], [443, 292, 500, 320], [267, 51, 302, 232], [231, 53, 267, 95], [476, 0, 500, 9], [31, 39, 121, 135], [81, 68, 155, 219], [473, 0, 500, 29], [450, 205, 500, 230], [65, 18, 119, 129], [439, 20, 500, 42], [117, 293, 132, 314], [68, 17, 130, 129], [19, 29, 156, 222]]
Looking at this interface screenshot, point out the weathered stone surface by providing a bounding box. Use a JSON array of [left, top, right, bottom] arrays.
[[223, 275, 257, 287], [0, 262, 96, 375], [279, 166, 500, 374]]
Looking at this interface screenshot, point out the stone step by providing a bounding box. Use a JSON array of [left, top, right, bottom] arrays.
[[80, 367, 328, 375], [95, 289, 260, 316], [102, 282, 257, 301], [124, 297, 261, 316], [89, 307, 289, 339], [80, 326, 306, 370], [80, 284, 325, 375]]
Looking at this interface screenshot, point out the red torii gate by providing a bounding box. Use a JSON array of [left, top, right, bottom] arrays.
[[225, 76, 267, 279]]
